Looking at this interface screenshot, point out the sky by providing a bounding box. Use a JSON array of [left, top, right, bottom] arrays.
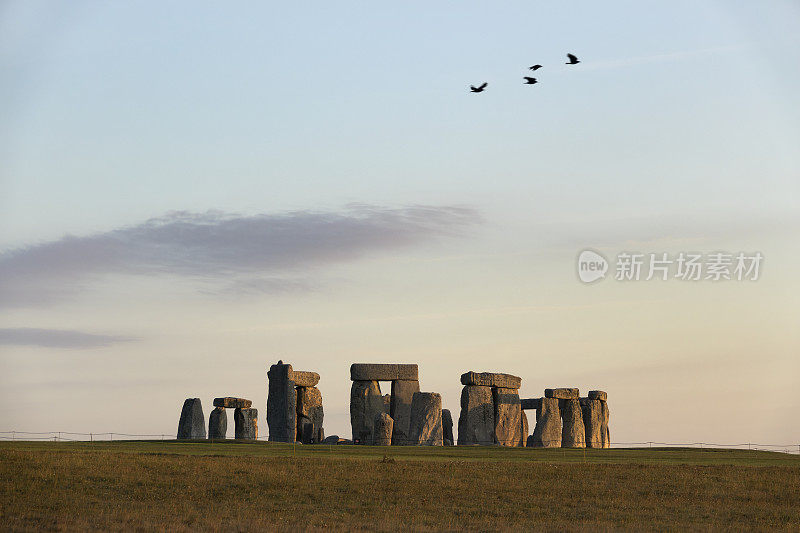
[[1, 1, 799, 445]]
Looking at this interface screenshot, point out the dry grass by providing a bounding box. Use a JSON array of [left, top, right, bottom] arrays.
[[1, 441, 799, 531]]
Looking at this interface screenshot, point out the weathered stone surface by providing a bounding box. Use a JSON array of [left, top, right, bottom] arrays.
[[581, 398, 604, 448], [322, 435, 341, 445], [494, 387, 522, 447], [560, 399, 586, 448], [291, 371, 320, 387], [390, 379, 420, 445], [373, 412, 393, 446], [267, 361, 296, 442], [350, 380, 384, 444], [545, 388, 579, 399], [442, 409, 454, 445], [520, 398, 541, 410], [350, 363, 419, 381], [213, 397, 252, 409], [588, 390, 607, 401], [298, 416, 313, 444], [457, 385, 495, 445], [408, 392, 443, 446], [208, 407, 227, 439], [234, 407, 258, 439], [460, 371, 522, 389], [382, 394, 391, 414], [297, 386, 324, 444], [177, 398, 206, 439], [531, 397, 561, 447], [601, 400, 611, 448], [520, 410, 529, 447]]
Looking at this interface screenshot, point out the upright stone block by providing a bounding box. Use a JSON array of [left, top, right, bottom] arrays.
[[177, 398, 206, 440], [390, 379, 420, 445], [560, 399, 586, 448], [297, 386, 324, 444], [350, 380, 384, 444], [493, 387, 522, 447], [531, 397, 561, 447], [581, 398, 603, 448], [408, 392, 443, 446], [601, 400, 611, 448], [234, 407, 258, 439], [457, 385, 494, 445], [442, 408, 454, 446], [208, 406, 227, 440], [267, 361, 296, 442], [373, 412, 393, 446], [298, 416, 313, 444], [520, 410, 529, 447]]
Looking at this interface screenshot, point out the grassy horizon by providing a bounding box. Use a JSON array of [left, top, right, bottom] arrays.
[[2, 442, 799, 530]]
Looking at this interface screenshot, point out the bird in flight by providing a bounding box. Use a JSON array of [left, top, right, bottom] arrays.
[[565, 53, 580, 65], [470, 82, 488, 93], [529, 64, 542, 71], [523, 77, 538, 84]]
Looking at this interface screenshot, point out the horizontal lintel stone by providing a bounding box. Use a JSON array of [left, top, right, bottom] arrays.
[[350, 363, 419, 381], [460, 371, 522, 389]]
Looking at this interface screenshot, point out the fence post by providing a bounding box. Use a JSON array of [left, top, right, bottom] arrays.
[[110, 433, 113, 441], [90, 433, 93, 443], [12, 431, 15, 441]]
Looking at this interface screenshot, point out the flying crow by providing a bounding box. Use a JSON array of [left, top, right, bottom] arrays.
[[523, 77, 538, 84], [529, 64, 542, 71], [566, 53, 580, 65], [470, 82, 488, 93]]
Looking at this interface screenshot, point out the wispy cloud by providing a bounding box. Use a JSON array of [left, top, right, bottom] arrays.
[[0, 204, 480, 307], [0, 328, 136, 349], [577, 44, 749, 72]]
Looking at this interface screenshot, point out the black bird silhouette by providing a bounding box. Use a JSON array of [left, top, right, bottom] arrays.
[[566, 53, 580, 65], [470, 82, 488, 93], [529, 64, 542, 71], [523, 77, 538, 84]]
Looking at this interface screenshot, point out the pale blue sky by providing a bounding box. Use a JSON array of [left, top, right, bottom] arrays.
[[1, 2, 799, 443]]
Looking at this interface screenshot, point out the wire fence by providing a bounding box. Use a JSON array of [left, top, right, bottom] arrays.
[[1, 431, 798, 454]]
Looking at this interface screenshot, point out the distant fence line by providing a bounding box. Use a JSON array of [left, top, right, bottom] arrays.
[[1, 431, 798, 454]]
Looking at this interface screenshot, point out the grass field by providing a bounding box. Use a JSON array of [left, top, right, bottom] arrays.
[[2, 441, 799, 531]]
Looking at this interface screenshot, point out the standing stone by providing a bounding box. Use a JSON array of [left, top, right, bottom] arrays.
[[581, 398, 604, 448], [493, 387, 522, 447], [408, 392, 443, 446], [457, 385, 494, 445], [442, 409, 454, 446], [350, 380, 384, 444], [297, 386, 324, 444], [390, 379, 420, 445], [382, 394, 391, 414], [373, 412, 393, 446], [267, 361, 296, 442], [298, 416, 313, 444], [177, 398, 206, 439], [208, 406, 227, 440], [601, 400, 611, 448], [560, 398, 586, 448], [520, 410, 529, 447], [531, 397, 561, 447], [234, 407, 258, 439]]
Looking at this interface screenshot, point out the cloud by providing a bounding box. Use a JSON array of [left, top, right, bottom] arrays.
[[0, 204, 480, 307], [0, 328, 135, 349]]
